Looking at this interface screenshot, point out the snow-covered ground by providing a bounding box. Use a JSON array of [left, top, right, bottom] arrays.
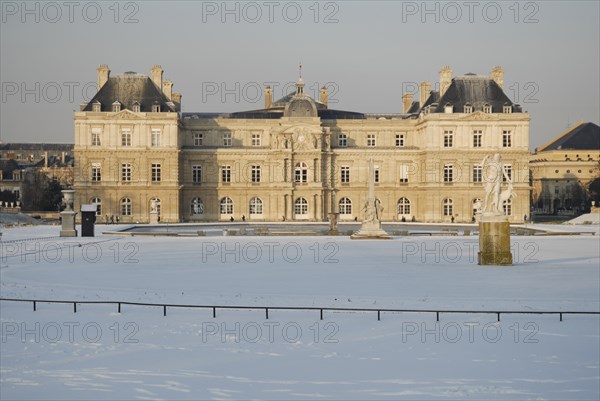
[[1, 225, 599, 400]]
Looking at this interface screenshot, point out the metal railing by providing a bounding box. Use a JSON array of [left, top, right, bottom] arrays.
[[1, 298, 598, 322]]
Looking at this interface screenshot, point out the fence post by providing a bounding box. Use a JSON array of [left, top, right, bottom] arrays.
[[163, 305, 167, 316], [213, 307, 216, 318], [560, 313, 563, 322], [497, 312, 500, 322], [377, 310, 380, 321], [118, 303, 121, 313], [320, 309, 323, 320], [436, 311, 439, 322], [73, 303, 77, 313], [265, 308, 269, 320], [33, 301, 36, 311]]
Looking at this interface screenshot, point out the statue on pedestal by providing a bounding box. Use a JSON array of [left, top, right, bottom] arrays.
[[351, 158, 391, 239]]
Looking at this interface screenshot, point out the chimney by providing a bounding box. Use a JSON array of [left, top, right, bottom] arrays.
[[439, 66, 452, 98], [172, 92, 182, 107], [150, 65, 163, 89], [319, 86, 329, 106], [402, 93, 413, 113], [420, 81, 431, 107], [491, 66, 504, 89], [162, 79, 173, 100], [97, 64, 110, 90], [264, 86, 273, 109], [44, 151, 48, 168]]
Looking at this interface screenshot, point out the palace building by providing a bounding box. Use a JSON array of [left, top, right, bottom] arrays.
[[73, 65, 531, 223]]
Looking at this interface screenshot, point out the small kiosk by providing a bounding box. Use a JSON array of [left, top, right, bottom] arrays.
[[80, 204, 97, 237]]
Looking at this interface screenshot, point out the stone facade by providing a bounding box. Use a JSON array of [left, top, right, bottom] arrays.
[[74, 65, 531, 223], [530, 122, 600, 214]]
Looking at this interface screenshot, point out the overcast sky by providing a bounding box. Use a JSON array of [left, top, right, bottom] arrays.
[[1, 0, 598, 149]]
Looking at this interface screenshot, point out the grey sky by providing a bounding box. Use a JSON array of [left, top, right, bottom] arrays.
[[1, 0, 598, 149]]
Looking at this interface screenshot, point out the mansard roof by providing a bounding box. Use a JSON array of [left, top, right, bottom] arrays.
[[537, 122, 600, 152], [82, 73, 177, 113], [0, 143, 73, 151], [419, 75, 522, 113]]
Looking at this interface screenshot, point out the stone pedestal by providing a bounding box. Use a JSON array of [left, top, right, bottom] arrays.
[[60, 211, 78, 237], [149, 211, 159, 224], [478, 214, 512, 265], [351, 220, 392, 240], [328, 212, 339, 234]]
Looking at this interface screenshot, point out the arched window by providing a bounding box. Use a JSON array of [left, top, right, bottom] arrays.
[[294, 197, 308, 215], [150, 197, 161, 216], [220, 197, 233, 214], [295, 162, 308, 183], [339, 197, 352, 215], [503, 198, 512, 216], [443, 198, 453, 216], [191, 197, 204, 215], [91, 197, 101, 216], [397, 197, 411, 215], [249, 197, 263, 215], [121, 197, 132, 216]]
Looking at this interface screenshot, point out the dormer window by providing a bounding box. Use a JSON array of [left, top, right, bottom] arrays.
[[112, 101, 121, 112], [444, 103, 453, 114], [483, 104, 491, 113], [503, 104, 512, 114], [152, 101, 160, 113], [464, 104, 473, 114], [132, 101, 141, 113], [92, 101, 101, 112]]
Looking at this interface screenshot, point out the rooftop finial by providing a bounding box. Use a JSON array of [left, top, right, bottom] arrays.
[[299, 62, 302, 79]]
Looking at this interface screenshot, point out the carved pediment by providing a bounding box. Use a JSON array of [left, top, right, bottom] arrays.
[[112, 109, 142, 119], [460, 111, 497, 121]]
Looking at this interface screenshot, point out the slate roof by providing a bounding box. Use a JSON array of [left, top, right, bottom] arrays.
[[82, 73, 177, 112], [0, 159, 20, 180], [538, 122, 600, 152], [418, 75, 522, 113]]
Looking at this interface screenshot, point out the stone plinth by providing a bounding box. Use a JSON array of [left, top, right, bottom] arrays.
[[60, 211, 78, 237], [351, 221, 392, 240], [478, 214, 512, 265], [149, 211, 159, 224]]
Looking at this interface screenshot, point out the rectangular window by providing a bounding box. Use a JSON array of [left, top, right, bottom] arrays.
[[223, 132, 232, 147], [503, 164, 512, 182], [121, 129, 132, 147], [443, 130, 453, 148], [367, 134, 376, 147], [251, 133, 261, 147], [251, 165, 261, 183], [444, 164, 454, 182], [502, 130, 512, 147], [473, 164, 482, 182], [121, 163, 132, 182], [151, 129, 161, 147], [222, 165, 231, 183], [341, 166, 350, 183], [151, 163, 161, 182], [91, 163, 101, 181], [338, 134, 347, 147], [193, 132, 203, 147], [192, 165, 202, 183], [396, 133, 405, 147], [473, 130, 482, 148], [399, 164, 409, 183], [555, 186, 559, 194], [91, 128, 101, 146]]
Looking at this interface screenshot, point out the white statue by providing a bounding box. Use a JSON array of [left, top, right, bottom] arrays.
[[481, 153, 512, 214], [150, 199, 158, 213]]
